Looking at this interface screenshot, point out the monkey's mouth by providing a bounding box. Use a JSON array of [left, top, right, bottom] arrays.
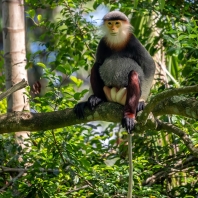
[[110, 33, 117, 36]]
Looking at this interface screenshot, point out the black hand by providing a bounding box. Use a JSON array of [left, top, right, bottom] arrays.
[[74, 101, 88, 119], [88, 95, 103, 110], [137, 101, 145, 112], [121, 117, 135, 134]]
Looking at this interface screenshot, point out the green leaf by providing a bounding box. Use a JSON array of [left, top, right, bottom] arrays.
[[134, 0, 139, 9], [74, 90, 88, 100], [159, 0, 165, 11], [27, 9, 35, 18], [37, 62, 46, 68], [70, 76, 83, 87], [25, 62, 33, 69], [177, 35, 188, 41], [56, 65, 67, 74], [189, 34, 197, 39], [37, 14, 42, 23]]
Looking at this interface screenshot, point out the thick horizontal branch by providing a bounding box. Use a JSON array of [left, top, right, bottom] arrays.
[[139, 85, 198, 123], [1, 98, 198, 158], [0, 102, 123, 134], [1, 97, 198, 134], [153, 96, 198, 118], [0, 79, 28, 101]]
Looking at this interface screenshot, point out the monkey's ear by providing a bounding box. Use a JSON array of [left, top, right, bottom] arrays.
[[32, 81, 41, 95]]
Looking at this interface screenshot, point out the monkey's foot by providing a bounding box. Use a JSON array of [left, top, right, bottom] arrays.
[[121, 117, 135, 134], [74, 101, 88, 119], [32, 81, 41, 95], [137, 101, 145, 112], [88, 95, 103, 110]]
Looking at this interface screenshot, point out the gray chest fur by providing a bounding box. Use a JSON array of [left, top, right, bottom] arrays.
[[99, 55, 144, 88]]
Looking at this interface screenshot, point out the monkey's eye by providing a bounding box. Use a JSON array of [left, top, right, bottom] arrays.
[[115, 21, 120, 25], [108, 22, 112, 25]]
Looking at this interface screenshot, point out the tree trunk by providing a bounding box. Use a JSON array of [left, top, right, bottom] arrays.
[[2, 0, 30, 143]]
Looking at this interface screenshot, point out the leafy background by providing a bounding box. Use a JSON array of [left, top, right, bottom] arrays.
[[0, 0, 198, 197]]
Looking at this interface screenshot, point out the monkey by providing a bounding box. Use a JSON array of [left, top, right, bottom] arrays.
[[74, 11, 155, 133]]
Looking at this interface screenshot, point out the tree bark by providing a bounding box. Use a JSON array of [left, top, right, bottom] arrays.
[[0, 97, 198, 133], [2, 0, 29, 142]]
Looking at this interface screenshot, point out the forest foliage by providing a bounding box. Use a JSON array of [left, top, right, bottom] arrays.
[[0, 0, 198, 197]]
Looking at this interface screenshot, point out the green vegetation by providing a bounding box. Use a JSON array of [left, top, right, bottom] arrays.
[[0, 0, 198, 197]]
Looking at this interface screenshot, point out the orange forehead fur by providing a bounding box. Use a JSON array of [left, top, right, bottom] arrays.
[[102, 20, 132, 51]]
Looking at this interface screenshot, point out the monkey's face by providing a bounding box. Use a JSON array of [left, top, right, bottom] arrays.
[[103, 19, 132, 50], [105, 20, 122, 36]]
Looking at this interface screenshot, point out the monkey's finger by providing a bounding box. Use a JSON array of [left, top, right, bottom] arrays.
[[74, 102, 87, 119], [126, 119, 132, 133], [91, 98, 97, 109], [88, 97, 95, 110], [75, 107, 84, 119], [137, 101, 145, 112], [79, 109, 85, 119], [74, 105, 80, 118], [127, 128, 131, 134], [90, 96, 102, 109], [122, 117, 133, 133], [121, 118, 125, 128]]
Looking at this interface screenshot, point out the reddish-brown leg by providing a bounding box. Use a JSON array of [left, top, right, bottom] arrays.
[[122, 70, 141, 133]]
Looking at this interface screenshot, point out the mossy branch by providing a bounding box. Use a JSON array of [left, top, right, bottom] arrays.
[[1, 97, 198, 134], [139, 85, 198, 123]]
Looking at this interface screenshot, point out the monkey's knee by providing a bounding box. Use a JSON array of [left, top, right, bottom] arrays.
[[128, 70, 139, 84]]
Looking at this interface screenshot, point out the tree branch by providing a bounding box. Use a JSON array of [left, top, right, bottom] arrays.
[[0, 166, 58, 173], [157, 120, 198, 157], [0, 102, 123, 134], [139, 85, 198, 123], [143, 156, 197, 186], [1, 97, 198, 134], [0, 171, 25, 192], [153, 96, 198, 118], [0, 79, 28, 101]]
